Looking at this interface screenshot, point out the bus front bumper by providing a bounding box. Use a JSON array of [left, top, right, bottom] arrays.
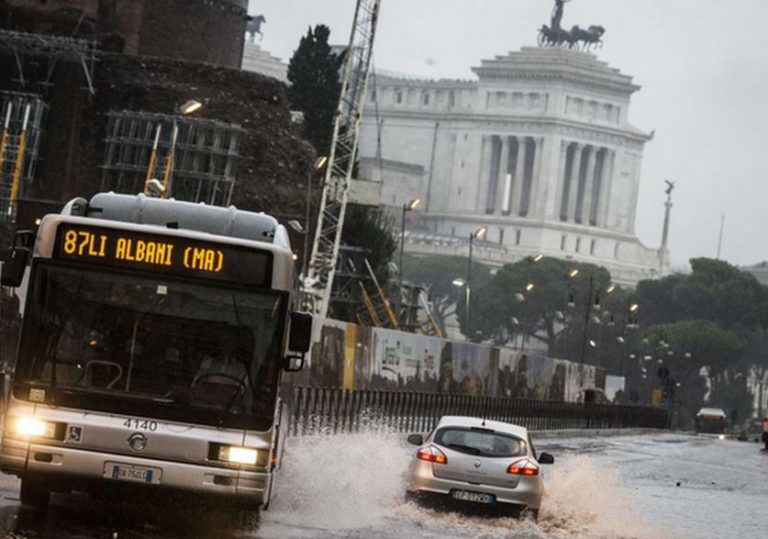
[[0, 437, 269, 504]]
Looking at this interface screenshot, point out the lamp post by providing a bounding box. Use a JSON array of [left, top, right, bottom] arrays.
[[398, 198, 421, 322], [567, 268, 614, 364], [617, 301, 639, 379], [452, 277, 468, 337], [463, 226, 487, 341], [517, 254, 543, 351], [161, 99, 203, 199], [301, 156, 328, 278]]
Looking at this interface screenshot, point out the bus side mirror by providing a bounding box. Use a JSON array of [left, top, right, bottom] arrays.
[[289, 312, 312, 353], [284, 312, 312, 372], [1, 230, 34, 287], [1, 247, 29, 287]]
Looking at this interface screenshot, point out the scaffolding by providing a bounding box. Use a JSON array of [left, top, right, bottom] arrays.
[[0, 29, 98, 95], [100, 111, 245, 207], [0, 92, 48, 223]]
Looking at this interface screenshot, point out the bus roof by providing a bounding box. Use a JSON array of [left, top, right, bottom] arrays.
[[63, 193, 287, 249]]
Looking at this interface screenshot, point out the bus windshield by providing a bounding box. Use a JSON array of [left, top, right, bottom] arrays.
[[15, 263, 285, 430]]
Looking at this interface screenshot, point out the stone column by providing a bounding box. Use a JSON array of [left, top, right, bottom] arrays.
[[553, 139, 569, 220], [526, 137, 544, 217], [597, 149, 615, 227], [476, 135, 493, 212], [497, 136, 511, 215], [484, 135, 501, 214], [511, 136, 527, 216], [579, 145, 597, 224], [588, 148, 606, 225], [566, 143, 583, 221]]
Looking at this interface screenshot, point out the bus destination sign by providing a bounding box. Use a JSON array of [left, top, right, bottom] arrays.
[[54, 224, 271, 287]]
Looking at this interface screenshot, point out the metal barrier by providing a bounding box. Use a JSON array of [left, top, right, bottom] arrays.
[[289, 386, 669, 436]]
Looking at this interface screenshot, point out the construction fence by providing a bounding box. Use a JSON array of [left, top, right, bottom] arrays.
[[288, 317, 613, 403], [288, 386, 669, 436]]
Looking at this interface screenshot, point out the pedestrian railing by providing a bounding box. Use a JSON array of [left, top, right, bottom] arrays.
[[288, 386, 669, 436]]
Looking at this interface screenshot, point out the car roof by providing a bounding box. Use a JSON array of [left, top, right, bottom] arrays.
[[436, 416, 529, 438], [697, 407, 726, 416]]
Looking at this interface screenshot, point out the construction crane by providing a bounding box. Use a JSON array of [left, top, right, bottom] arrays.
[[301, 0, 381, 318]]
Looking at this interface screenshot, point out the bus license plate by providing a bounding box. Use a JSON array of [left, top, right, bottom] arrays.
[[451, 489, 495, 504], [104, 462, 161, 484]]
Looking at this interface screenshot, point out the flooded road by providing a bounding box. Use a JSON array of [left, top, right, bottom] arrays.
[[0, 432, 765, 538]]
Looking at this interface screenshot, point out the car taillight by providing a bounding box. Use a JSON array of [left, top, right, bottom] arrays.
[[507, 459, 539, 476], [763, 418, 768, 426], [417, 445, 447, 464]]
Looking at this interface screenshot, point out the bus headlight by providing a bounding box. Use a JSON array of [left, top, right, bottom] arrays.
[[10, 416, 59, 439], [221, 446, 258, 465], [209, 443, 266, 466]]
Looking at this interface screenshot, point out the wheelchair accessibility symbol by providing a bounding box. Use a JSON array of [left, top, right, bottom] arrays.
[[67, 425, 83, 444]]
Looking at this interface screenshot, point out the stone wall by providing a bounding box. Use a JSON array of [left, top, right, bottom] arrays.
[[137, 0, 247, 68], [0, 51, 314, 227], [2, 0, 248, 68]]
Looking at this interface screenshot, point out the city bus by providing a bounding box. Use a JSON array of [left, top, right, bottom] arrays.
[[0, 192, 311, 514]]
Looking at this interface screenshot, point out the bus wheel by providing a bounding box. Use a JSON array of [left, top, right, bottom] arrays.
[[19, 476, 50, 508], [235, 506, 260, 529]]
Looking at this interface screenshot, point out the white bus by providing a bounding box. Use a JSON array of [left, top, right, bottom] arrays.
[[0, 193, 311, 514]]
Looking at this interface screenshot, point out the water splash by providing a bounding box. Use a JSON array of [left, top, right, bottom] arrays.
[[258, 433, 664, 538], [538, 453, 664, 538], [259, 432, 410, 534]]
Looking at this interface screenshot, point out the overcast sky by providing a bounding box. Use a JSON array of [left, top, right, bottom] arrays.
[[251, 0, 768, 268]]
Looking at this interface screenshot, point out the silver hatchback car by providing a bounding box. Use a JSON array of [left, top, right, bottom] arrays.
[[404, 416, 554, 517]]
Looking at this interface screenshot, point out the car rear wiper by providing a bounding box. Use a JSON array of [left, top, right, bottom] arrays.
[[446, 443, 482, 455]]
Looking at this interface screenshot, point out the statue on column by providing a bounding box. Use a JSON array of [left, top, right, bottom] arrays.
[[538, 0, 605, 51], [246, 14, 266, 43], [551, 0, 572, 30], [659, 179, 675, 259], [664, 179, 675, 200]]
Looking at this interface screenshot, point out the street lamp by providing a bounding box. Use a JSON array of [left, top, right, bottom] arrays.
[[569, 271, 616, 364], [161, 99, 203, 199], [452, 277, 469, 337], [301, 156, 328, 278], [460, 226, 487, 341], [179, 99, 203, 115], [513, 290, 532, 351], [398, 198, 421, 322], [619, 301, 639, 378]]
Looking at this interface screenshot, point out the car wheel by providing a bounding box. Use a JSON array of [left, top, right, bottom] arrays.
[[524, 508, 540, 520], [501, 504, 538, 520], [404, 490, 418, 503], [19, 476, 50, 509]]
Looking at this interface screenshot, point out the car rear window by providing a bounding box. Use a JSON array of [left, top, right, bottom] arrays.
[[434, 427, 526, 458]]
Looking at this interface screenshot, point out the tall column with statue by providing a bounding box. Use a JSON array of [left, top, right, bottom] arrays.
[[659, 180, 674, 272]]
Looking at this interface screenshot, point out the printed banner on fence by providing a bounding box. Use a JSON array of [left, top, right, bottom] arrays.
[[298, 317, 606, 402]]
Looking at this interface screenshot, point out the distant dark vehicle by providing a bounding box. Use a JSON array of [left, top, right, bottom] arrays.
[[762, 417, 768, 450], [695, 407, 727, 434]]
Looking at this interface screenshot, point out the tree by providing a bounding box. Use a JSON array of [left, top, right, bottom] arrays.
[[639, 320, 743, 422], [287, 25, 342, 156], [403, 253, 492, 334], [636, 258, 768, 331], [341, 204, 396, 284], [464, 256, 614, 353]]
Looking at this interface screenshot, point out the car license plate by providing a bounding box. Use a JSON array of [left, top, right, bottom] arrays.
[[451, 489, 495, 504], [104, 462, 161, 484]]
